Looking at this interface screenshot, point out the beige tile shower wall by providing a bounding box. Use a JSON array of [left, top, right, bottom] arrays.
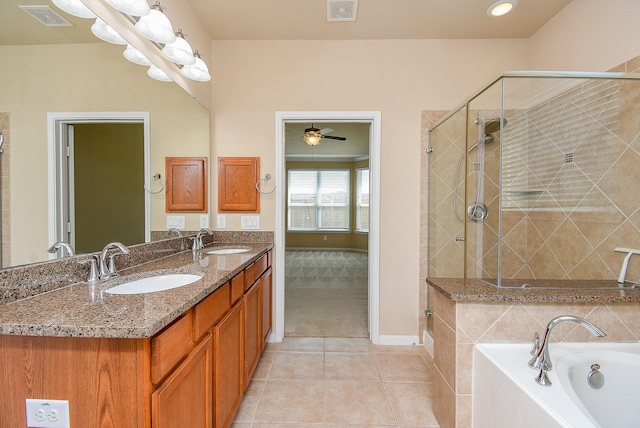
[[0, 114, 9, 268], [499, 62, 640, 283], [420, 110, 454, 340], [424, 111, 466, 278]]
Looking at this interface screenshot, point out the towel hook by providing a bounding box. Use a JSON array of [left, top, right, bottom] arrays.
[[256, 173, 275, 195], [144, 173, 165, 194]]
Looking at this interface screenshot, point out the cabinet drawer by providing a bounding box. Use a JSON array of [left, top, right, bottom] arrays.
[[254, 254, 268, 279], [230, 271, 245, 304], [194, 282, 231, 340], [244, 263, 255, 291], [151, 312, 193, 384]]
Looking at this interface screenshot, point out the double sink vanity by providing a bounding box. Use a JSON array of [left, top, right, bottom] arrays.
[[0, 233, 273, 428]]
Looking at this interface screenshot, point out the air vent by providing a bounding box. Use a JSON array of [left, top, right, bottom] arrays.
[[327, 0, 358, 21], [19, 5, 73, 27]]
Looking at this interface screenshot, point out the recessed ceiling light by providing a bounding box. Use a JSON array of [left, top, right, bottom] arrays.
[[487, 0, 517, 17]]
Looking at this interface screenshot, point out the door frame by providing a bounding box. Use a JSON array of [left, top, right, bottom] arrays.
[[47, 112, 150, 256], [274, 111, 381, 344]]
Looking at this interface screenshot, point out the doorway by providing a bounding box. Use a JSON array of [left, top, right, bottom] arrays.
[[47, 112, 150, 256], [274, 111, 381, 344]]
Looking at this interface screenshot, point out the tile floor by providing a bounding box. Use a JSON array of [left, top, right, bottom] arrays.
[[232, 337, 440, 427], [285, 250, 369, 338]]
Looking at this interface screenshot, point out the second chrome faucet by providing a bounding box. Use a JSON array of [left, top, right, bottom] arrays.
[[98, 242, 130, 280], [528, 315, 606, 386]]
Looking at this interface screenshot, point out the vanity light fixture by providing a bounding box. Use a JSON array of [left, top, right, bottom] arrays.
[[123, 44, 152, 66], [51, 0, 96, 19], [486, 0, 517, 17], [161, 30, 196, 66], [147, 64, 172, 82], [180, 51, 211, 82], [135, 2, 176, 45], [105, 0, 150, 17], [303, 129, 323, 146], [91, 18, 128, 45]]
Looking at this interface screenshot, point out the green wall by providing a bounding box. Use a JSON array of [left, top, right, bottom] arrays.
[[73, 123, 144, 253]]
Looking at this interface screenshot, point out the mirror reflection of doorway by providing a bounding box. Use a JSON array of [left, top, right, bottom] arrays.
[[48, 112, 150, 257], [70, 123, 144, 253], [284, 122, 371, 338]]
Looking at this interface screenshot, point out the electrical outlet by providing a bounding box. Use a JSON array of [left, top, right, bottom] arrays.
[[217, 215, 226, 229], [26, 399, 70, 428]]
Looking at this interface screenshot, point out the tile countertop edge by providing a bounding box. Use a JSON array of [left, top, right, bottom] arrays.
[[426, 277, 640, 303], [0, 243, 273, 339]]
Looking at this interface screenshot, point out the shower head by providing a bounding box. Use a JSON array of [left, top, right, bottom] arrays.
[[481, 117, 508, 134]]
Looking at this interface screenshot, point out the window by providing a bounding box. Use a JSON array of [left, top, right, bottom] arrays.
[[288, 169, 350, 231], [356, 168, 369, 232]]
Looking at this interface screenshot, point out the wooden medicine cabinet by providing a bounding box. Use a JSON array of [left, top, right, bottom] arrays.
[[218, 157, 260, 212], [165, 157, 207, 212]]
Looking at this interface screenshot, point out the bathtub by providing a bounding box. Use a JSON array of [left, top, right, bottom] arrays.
[[473, 342, 640, 428]]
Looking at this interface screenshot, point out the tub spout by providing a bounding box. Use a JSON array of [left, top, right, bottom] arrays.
[[528, 315, 606, 386]]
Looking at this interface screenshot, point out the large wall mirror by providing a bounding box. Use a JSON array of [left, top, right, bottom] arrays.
[[0, 0, 210, 268]]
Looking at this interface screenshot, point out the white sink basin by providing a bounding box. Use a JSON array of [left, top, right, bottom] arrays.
[[105, 274, 202, 295], [206, 248, 250, 255]]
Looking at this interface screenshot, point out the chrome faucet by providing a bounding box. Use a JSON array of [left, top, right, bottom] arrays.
[[168, 227, 182, 237], [192, 228, 212, 251], [98, 242, 130, 279], [48, 242, 75, 258], [528, 315, 606, 386]]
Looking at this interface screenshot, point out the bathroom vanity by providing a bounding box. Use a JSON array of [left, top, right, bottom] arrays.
[[0, 240, 272, 428], [426, 278, 640, 428]]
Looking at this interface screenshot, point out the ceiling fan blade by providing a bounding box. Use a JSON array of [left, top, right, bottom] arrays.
[[322, 135, 347, 141], [319, 128, 334, 134]]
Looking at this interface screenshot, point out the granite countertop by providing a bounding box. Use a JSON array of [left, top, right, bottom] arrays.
[[427, 277, 640, 303], [0, 243, 272, 339]]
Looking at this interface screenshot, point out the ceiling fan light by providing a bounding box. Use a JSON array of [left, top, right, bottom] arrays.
[[180, 52, 211, 82], [304, 130, 323, 146], [105, 0, 151, 17], [124, 44, 152, 66], [51, 0, 96, 19], [487, 0, 517, 17], [162, 31, 196, 65], [147, 65, 172, 82], [91, 18, 128, 45], [135, 4, 176, 44]]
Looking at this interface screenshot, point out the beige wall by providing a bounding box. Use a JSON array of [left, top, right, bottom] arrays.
[[529, 0, 640, 71], [209, 39, 530, 336], [0, 43, 209, 266]]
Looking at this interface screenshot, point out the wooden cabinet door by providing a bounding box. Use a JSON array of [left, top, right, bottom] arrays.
[[152, 333, 213, 428], [243, 279, 261, 388], [213, 301, 244, 428], [261, 267, 273, 349]]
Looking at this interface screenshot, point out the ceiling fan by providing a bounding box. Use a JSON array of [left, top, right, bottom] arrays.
[[303, 124, 347, 146]]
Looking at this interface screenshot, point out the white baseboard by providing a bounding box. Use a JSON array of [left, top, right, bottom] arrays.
[[378, 335, 420, 346]]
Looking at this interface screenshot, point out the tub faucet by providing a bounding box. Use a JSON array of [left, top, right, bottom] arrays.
[[99, 242, 130, 279], [528, 315, 606, 386], [48, 242, 75, 258]]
